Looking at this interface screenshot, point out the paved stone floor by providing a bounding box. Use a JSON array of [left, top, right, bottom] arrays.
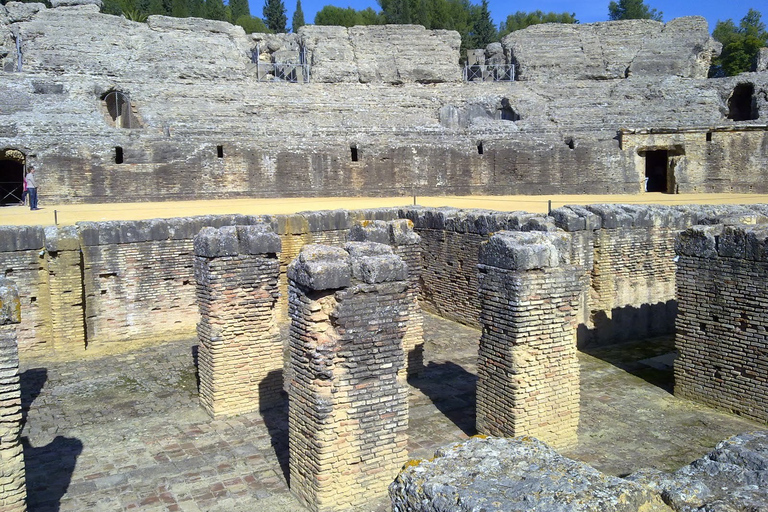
[[19, 313, 762, 511]]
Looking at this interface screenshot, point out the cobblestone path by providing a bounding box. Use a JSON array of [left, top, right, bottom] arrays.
[[19, 313, 761, 511]]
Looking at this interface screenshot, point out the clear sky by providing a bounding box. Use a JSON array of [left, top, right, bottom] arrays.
[[247, 0, 761, 34]]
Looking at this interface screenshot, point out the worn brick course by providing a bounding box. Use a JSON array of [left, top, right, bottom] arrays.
[[476, 231, 584, 449], [194, 225, 282, 417], [287, 243, 409, 511], [0, 278, 26, 512], [675, 223, 768, 423]]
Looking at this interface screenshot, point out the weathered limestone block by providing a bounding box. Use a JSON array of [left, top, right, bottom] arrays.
[[194, 224, 282, 417], [757, 47, 768, 72], [627, 431, 768, 511], [390, 436, 671, 512], [675, 223, 768, 423], [0, 278, 27, 512], [287, 242, 409, 511], [349, 219, 424, 375], [300, 24, 460, 83], [476, 231, 584, 449], [503, 17, 719, 81]]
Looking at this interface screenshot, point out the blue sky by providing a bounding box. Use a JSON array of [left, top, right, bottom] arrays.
[[247, 0, 761, 34]]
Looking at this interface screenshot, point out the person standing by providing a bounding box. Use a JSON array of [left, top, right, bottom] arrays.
[[26, 166, 39, 210]]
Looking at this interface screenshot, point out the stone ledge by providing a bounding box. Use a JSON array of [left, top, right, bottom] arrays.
[[402, 207, 555, 234], [478, 230, 570, 270], [676, 223, 768, 260], [0, 225, 45, 252], [193, 224, 280, 258]]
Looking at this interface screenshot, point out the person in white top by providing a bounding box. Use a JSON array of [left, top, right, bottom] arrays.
[[26, 166, 39, 210]]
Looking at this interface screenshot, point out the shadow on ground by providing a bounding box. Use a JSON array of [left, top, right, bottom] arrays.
[[409, 361, 477, 437], [20, 368, 83, 512], [579, 335, 677, 393]]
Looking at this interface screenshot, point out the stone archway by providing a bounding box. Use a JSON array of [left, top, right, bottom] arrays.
[[0, 149, 26, 206]]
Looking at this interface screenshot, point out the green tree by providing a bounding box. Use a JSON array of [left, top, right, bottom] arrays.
[[229, 0, 250, 22], [263, 0, 288, 32], [315, 5, 357, 26], [608, 0, 662, 21], [358, 7, 384, 25], [148, 0, 165, 15], [171, 0, 188, 17], [292, 0, 305, 31], [467, 0, 497, 48], [499, 10, 578, 38], [236, 14, 271, 32], [188, 0, 205, 17], [205, 0, 226, 19], [379, 0, 410, 24], [712, 9, 768, 76]]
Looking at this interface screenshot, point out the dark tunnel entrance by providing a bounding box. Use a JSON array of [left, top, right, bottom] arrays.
[[644, 150, 669, 193], [0, 151, 25, 206]]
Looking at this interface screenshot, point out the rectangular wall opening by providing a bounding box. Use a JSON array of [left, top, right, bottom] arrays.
[[115, 146, 124, 164], [350, 146, 358, 162], [217, 145, 224, 158], [477, 141, 484, 155], [644, 150, 668, 193]]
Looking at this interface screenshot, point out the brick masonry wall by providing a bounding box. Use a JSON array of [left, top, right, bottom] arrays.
[[404, 208, 556, 327], [0, 227, 50, 352], [287, 243, 409, 512], [194, 225, 282, 417], [348, 219, 424, 376], [44, 226, 86, 351], [476, 231, 584, 449], [0, 278, 27, 512], [675, 223, 768, 423]]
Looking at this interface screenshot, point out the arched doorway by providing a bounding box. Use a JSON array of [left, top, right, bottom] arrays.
[[0, 149, 26, 206]]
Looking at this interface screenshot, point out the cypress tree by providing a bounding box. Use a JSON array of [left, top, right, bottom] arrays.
[[263, 0, 287, 32], [206, 0, 226, 20], [229, 0, 250, 22], [292, 0, 305, 32]]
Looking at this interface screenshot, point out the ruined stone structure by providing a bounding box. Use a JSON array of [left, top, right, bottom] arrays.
[[0, 278, 26, 512], [194, 224, 282, 417], [287, 243, 410, 511], [476, 231, 582, 448], [348, 219, 424, 376], [675, 221, 768, 423], [390, 432, 768, 511], [0, 4, 766, 204]]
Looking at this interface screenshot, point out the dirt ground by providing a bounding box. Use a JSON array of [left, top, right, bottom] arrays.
[[3, 192, 768, 226]]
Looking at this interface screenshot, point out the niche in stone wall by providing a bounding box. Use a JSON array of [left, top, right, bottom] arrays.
[[101, 90, 142, 129], [0, 148, 26, 205], [727, 83, 759, 121], [498, 98, 520, 121]]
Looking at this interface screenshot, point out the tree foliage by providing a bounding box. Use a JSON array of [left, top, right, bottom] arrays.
[[607, 0, 662, 22], [467, 0, 496, 48], [499, 10, 578, 38], [263, 0, 287, 32], [712, 9, 768, 76], [292, 0, 305, 32], [314, 5, 382, 26]]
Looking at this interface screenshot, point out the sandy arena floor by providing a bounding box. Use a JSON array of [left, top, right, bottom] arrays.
[[2, 192, 768, 226]]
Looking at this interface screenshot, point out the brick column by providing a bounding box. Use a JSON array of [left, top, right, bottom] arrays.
[[44, 226, 86, 351], [0, 278, 27, 512], [476, 231, 583, 449], [194, 225, 282, 417], [675, 224, 768, 423], [288, 242, 409, 512], [349, 219, 424, 375]]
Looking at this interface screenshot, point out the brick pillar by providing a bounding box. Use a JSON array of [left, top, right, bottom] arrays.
[[675, 224, 768, 423], [0, 278, 27, 512], [194, 225, 282, 417], [349, 219, 424, 376], [44, 226, 86, 351], [288, 242, 409, 512], [476, 231, 583, 449]]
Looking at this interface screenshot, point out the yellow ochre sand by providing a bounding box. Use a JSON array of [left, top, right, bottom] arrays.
[[2, 192, 768, 226]]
